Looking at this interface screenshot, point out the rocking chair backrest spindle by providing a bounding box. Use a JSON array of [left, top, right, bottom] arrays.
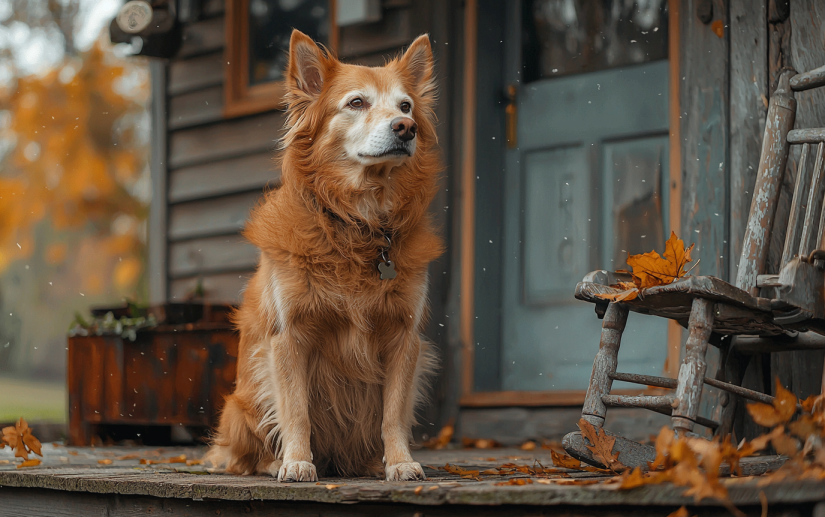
[[786, 141, 825, 264], [737, 65, 825, 296], [735, 71, 796, 296]]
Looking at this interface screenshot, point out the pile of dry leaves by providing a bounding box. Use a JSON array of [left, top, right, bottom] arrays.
[[1, 418, 43, 468], [427, 379, 825, 514]]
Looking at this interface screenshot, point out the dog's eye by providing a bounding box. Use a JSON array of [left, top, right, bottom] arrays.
[[400, 102, 411, 113], [348, 98, 364, 109]]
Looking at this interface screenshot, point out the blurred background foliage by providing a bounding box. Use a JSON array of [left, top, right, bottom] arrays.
[[0, 0, 149, 422]]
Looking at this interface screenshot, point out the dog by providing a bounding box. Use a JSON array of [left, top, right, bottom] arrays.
[[205, 30, 443, 482]]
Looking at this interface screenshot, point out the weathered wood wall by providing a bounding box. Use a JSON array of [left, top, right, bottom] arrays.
[[680, 0, 730, 281], [768, 0, 825, 406], [163, 0, 270, 302]]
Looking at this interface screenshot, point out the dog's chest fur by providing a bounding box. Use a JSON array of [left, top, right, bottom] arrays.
[[258, 247, 428, 361]]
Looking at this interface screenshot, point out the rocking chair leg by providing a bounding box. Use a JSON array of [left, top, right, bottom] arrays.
[[581, 303, 629, 428], [672, 298, 715, 434]]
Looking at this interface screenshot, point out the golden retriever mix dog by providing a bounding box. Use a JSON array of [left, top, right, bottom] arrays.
[[205, 30, 443, 482]]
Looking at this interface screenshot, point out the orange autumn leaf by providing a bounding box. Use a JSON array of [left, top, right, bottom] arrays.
[[626, 232, 695, 289], [443, 463, 480, 477], [548, 478, 601, 486], [2, 418, 42, 461], [98, 459, 113, 465], [578, 418, 626, 473], [667, 506, 692, 517], [494, 477, 533, 486], [747, 378, 797, 427], [619, 467, 648, 489], [17, 459, 41, 468], [650, 426, 675, 470], [594, 286, 639, 302], [550, 449, 582, 469], [801, 394, 819, 413], [423, 421, 454, 449], [462, 437, 501, 449], [595, 233, 694, 302]]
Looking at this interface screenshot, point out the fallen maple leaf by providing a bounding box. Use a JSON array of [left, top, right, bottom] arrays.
[[98, 459, 113, 465], [2, 418, 43, 461], [17, 459, 41, 468], [443, 463, 480, 478], [578, 418, 626, 473], [550, 449, 581, 469], [626, 232, 695, 289], [619, 467, 649, 489], [423, 421, 454, 449], [649, 426, 675, 470], [667, 507, 691, 517], [494, 477, 533, 486], [461, 437, 501, 449], [549, 478, 601, 485], [746, 378, 797, 428], [520, 440, 537, 450]]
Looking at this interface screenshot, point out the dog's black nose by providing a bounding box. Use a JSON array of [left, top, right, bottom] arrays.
[[391, 117, 417, 142]]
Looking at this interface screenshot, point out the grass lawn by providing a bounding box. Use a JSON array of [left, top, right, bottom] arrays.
[[0, 375, 66, 423]]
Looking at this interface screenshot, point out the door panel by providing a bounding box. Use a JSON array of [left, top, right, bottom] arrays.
[[523, 146, 590, 304]]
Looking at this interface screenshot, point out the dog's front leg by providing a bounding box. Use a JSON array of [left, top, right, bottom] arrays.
[[382, 334, 426, 481], [270, 334, 317, 482]]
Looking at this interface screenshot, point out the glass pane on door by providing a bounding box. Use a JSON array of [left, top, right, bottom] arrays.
[[602, 136, 670, 268], [522, 0, 669, 81]]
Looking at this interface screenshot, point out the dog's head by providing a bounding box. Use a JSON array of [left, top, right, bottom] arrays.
[[281, 30, 436, 207]]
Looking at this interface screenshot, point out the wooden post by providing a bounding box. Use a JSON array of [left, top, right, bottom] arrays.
[[672, 298, 715, 434], [581, 303, 629, 428]]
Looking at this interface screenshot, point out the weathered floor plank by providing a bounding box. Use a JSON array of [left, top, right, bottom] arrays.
[[6, 488, 811, 517], [0, 446, 820, 512]]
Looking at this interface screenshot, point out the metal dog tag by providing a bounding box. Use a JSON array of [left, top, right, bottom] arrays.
[[378, 260, 397, 280]]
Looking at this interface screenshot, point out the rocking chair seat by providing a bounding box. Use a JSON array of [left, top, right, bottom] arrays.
[[575, 274, 785, 336]]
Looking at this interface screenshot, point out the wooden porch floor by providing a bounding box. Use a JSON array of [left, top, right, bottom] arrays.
[[1, 445, 824, 516]]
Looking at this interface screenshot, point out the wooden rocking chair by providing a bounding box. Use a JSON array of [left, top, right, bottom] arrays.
[[563, 65, 825, 469]]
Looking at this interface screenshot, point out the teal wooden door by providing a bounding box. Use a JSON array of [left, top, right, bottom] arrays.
[[500, 0, 671, 392]]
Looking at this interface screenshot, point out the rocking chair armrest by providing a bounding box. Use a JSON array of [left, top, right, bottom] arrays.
[[582, 269, 634, 286]]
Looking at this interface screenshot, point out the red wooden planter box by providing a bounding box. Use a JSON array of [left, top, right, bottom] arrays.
[[67, 324, 238, 445]]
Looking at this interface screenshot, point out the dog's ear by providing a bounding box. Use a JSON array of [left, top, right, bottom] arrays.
[[287, 30, 328, 97], [398, 34, 434, 99]]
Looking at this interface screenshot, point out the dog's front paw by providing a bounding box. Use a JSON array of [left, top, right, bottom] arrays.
[[278, 461, 317, 482], [385, 461, 426, 481]]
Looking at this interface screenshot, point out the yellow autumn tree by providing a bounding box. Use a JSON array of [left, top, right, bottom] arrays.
[[0, 41, 149, 295]]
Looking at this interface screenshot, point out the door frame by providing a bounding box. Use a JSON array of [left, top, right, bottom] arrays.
[[459, 0, 684, 407]]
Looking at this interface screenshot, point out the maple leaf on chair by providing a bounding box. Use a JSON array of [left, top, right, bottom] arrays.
[[626, 232, 695, 289], [596, 232, 695, 302]]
